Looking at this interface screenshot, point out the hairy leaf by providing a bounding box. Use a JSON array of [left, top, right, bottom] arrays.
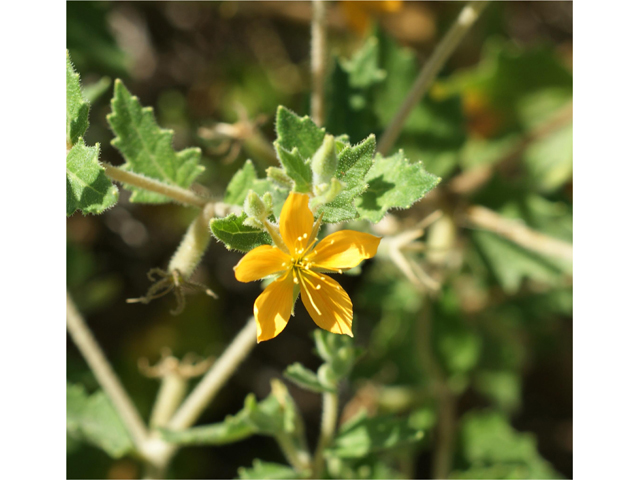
[[66, 51, 90, 147], [238, 460, 298, 479], [317, 135, 376, 223], [326, 411, 425, 459], [108, 79, 204, 203], [274, 144, 313, 193], [275, 106, 325, 160], [66, 141, 119, 216], [225, 160, 272, 206], [67, 383, 133, 458], [356, 151, 441, 223], [210, 213, 272, 252]]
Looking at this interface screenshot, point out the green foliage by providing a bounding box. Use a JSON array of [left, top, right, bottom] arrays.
[[356, 151, 441, 223], [452, 411, 561, 479], [274, 143, 313, 193], [238, 460, 298, 479], [316, 135, 376, 223], [224, 160, 272, 206], [210, 213, 272, 252], [66, 383, 133, 458], [326, 411, 425, 459], [108, 80, 204, 203], [66, 141, 119, 217], [66, 52, 90, 147], [66, 52, 118, 216], [275, 106, 326, 160], [284, 362, 336, 393], [160, 413, 255, 446]]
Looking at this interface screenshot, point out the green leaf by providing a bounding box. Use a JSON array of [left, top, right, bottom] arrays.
[[160, 413, 255, 446], [66, 140, 119, 216], [224, 160, 272, 206], [108, 79, 204, 203], [284, 363, 336, 394], [474, 370, 522, 414], [67, 383, 133, 458], [210, 213, 272, 252], [453, 410, 561, 479], [356, 151, 441, 223], [326, 411, 425, 459], [238, 460, 298, 479], [274, 143, 313, 193], [66, 51, 90, 147], [340, 37, 387, 89], [317, 135, 376, 223], [83, 76, 112, 104], [275, 106, 325, 160]]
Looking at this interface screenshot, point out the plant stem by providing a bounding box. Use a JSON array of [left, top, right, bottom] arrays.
[[377, 1, 489, 155], [463, 205, 573, 262], [313, 391, 339, 477], [167, 317, 258, 430], [310, 0, 328, 126], [416, 299, 457, 480], [276, 433, 312, 475], [168, 203, 217, 276], [104, 164, 209, 208], [66, 292, 149, 450], [149, 373, 188, 429]]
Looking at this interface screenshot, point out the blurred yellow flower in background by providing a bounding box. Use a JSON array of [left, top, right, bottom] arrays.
[[235, 193, 381, 342], [340, 0, 403, 36]]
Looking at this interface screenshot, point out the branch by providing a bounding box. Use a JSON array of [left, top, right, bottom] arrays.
[[462, 205, 573, 262], [310, 0, 328, 126], [104, 164, 210, 208], [66, 292, 149, 451], [378, 1, 489, 155], [167, 317, 258, 430], [313, 391, 339, 478]]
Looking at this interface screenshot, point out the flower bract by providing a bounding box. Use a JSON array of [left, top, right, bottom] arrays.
[[234, 192, 381, 342]]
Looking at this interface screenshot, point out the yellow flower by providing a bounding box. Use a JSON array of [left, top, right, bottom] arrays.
[[234, 192, 381, 342]]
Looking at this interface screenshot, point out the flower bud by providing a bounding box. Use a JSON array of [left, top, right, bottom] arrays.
[[311, 134, 338, 187], [267, 167, 294, 189], [243, 190, 266, 220]]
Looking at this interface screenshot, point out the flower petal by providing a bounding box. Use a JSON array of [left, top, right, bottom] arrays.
[[310, 231, 381, 271], [298, 270, 353, 337], [279, 193, 314, 255], [234, 245, 290, 283], [253, 272, 295, 342]]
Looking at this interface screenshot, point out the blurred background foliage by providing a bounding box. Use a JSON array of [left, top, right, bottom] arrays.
[[67, 1, 572, 478]]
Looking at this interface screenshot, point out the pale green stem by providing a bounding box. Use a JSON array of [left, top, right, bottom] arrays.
[[313, 391, 339, 477], [378, 1, 489, 155], [66, 292, 149, 450], [149, 373, 188, 429], [276, 433, 312, 475], [168, 203, 217, 276], [104, 164, 209, 208], [310, 0, 328, 126]]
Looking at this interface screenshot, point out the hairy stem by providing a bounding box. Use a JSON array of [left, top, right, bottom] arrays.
[[104, 164, 209, 208], [313, 391, 339, 477], [168, 318, 258, 430], [149, 373, 187, 429], [378, 1, 489, 155], [66, 292, 149, 450], [168, 203, 217, 276], [310, 0, 328, 126]]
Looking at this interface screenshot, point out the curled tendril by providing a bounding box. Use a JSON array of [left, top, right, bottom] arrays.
[[127, 268, 217, 315]]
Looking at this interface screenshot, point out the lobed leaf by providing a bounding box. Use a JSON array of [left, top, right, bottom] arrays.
[[66, 140, 119, 216], [274, 144, 313, 193], [224, 160, 272, 206], [275, 106, 325, 160], [210, 213, 272, 252], [326, 411, 425, 459], [316, 135, 376, 223], [107, 79, 204, 203], [66, 383, 133, 458], [356, 151, 441, 223], [66, 51, 90, 147]]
